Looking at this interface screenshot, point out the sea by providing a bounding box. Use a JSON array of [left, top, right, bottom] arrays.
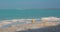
[[0, 9, 60, 20], [0, 9, 60, 32]]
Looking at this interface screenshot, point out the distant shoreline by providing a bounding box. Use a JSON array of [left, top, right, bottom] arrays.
[[0, 8, 60, 10]]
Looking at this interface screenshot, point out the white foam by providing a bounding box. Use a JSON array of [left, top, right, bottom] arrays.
[[0, 17, 60, 28], [41, 17, 60, 21]]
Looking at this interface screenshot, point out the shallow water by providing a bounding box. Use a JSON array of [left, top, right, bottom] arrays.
[[0, 9, 60, 20]]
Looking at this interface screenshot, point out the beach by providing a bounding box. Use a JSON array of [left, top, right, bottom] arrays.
[[0, 17, 60, 32]]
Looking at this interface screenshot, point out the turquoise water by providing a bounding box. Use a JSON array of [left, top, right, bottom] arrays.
[[0, 9, 60, 20], [0, 9, 60, 29]]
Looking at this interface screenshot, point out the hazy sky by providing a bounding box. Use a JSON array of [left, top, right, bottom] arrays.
[[0, 0, 60, 9]]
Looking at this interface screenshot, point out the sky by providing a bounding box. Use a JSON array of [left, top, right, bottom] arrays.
[[0, 0, 60, 9]]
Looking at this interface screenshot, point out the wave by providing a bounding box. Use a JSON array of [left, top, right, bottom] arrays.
[[0, 16, 60, 28], [41, 16, 60, 21]]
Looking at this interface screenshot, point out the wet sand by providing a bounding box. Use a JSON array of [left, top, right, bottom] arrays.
[[0, 21, 59, 32]]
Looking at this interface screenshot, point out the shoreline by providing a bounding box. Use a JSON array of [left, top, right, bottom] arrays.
[[0, 21, 60, 32], [0, 17, 60, 32]]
